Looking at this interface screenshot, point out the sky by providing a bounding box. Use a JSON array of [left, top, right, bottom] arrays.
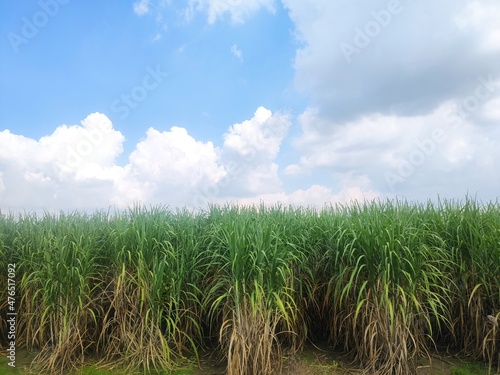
[[1, 0, 500, 212]]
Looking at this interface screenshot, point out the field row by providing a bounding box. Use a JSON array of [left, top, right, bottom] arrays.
[[0, 199, 499, 374]]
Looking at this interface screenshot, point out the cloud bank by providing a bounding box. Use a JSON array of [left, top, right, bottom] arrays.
[[0, 108, 379, 212], [279, 0, 500, 202]]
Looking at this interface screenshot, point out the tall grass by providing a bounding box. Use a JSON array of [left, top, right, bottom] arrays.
[[0, 198, 499, 374]]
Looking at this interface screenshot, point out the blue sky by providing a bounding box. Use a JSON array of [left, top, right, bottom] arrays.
[[1, 0, 500, 211], [1, 1, 300, 147]]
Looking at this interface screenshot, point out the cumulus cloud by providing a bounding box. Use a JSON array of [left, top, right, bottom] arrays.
[[0, 113, 126, 211], [286, 99, 500, 200], [14, 104, 494, 212], [3, 104, 497, 212], [215, 107, 290, 197], [2, 108, 365, 211], [125, 126, 227, 206], [0, 113, 223, 210], [223, 107, 288, 160]]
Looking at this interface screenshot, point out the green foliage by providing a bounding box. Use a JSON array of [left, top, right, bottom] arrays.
[[450, 361, 489, 375], [0, 198, 499, 375]]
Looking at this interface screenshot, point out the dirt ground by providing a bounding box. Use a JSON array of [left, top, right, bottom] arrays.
[[191, 344, 496, 375], [3, 345, 497, 375]]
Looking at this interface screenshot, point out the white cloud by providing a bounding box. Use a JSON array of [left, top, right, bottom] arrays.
[[0, 108, 312, 211], [282, 0, 500, 122], [287, 100, 500, 200], [454, 1, 500, 52], [481, 97, 500, 121], [133, 0, 150, 16], [0, 113, 126, 211], [187, 0, 275, 24], [0, 172, 4, 195], [223, 106, 288, 160], [231, 44, 243, 62], [272, 0, 500, 202], [3, 102, 498, 212], [127, 126, 226, 204], [215, 107, 290, 197]]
